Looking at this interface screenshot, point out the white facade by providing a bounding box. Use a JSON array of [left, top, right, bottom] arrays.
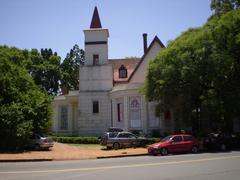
[[83, 29, 109, 65], [78, 91, 112, 135], [52, 7, 174, 136], [52, 91, 78, 135], [130, 38, 162, 84], [79, 65, 113, 91]]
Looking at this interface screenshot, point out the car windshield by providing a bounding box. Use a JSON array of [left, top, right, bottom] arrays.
[[108, 132, 118, 138], [160, 136, 172, 142]]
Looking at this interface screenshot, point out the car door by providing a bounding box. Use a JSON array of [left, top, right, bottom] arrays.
[[126, 133, 138, 147], [169, 135, 184, 153], [182, 135, 194, 151], [116, 133, 126, 147]]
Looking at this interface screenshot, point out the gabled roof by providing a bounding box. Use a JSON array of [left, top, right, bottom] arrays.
[[111, 36, 164, 85], [127, 36, 165, 82], [90, 6, 102, 29], [110, 58, 140, 83]]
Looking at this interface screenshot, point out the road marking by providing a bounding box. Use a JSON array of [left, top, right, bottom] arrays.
[[1, 155, 240, 174]]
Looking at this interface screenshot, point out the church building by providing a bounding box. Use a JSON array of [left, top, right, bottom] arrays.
[[52, 7, 174, 136]]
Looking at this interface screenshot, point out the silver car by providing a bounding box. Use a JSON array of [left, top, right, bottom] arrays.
[[30, 134, 54, 150], [100, 132, 146, 150]]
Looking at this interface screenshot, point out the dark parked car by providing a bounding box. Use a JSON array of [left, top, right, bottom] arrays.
[[203, 132, 240, 151], [99, 132, 146, 150], [28, 133, 54, 150], [148, 134, 199, 156]]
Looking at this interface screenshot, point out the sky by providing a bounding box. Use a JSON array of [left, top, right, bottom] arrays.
[[0, 0, 213, 60]]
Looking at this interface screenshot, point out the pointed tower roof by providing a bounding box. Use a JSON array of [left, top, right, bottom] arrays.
[[90, 6, 102, 29]]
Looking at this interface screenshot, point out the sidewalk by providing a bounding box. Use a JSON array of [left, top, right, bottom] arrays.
[[0, 143, 148, 162]]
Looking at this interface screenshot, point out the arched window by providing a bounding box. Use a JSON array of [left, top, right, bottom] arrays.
[[119, 65, 127, 78]]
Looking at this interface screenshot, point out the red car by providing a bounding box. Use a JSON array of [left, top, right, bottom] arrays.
[[148, 134, 199, 156]]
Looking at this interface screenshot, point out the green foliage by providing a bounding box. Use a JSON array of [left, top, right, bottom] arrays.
[[52, 136, 159, 145], [29, 48, 61, 96], [53, 136, 98, 144], [144, 10, 240, 133], [211, 0, 240, 16], [0, 50, 52, 149], [145, 138, 161, 145], [60, 44, 84, 91], [0, 46, 61, 96]]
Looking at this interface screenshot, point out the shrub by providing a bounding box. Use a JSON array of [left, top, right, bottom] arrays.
[[145, 138, 161, 145], [53, 136, 99, 144], [52, 136, 160, 145]]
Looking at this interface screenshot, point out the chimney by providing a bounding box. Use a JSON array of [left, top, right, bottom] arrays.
[[143, 33, 148, 54]]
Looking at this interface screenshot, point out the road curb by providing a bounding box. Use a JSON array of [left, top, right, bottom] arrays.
[[97, 153, 148, 159], [0, 153, 149, 162], [0, 154, 148, 162], [0, 158, 53, 163]]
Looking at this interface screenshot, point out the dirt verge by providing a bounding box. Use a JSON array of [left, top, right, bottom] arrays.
[[0, 143, 147, 161]]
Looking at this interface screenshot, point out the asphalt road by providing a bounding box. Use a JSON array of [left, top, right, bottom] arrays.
[[1, 151, 240, 180]]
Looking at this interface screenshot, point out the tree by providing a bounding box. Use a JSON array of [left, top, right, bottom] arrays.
[[60, 44, 84, 92], [29, 48, 61, 96], [211, 0, 240, 16], [0, 46, 61, 96], [144, 10, 240, 134], [0, 50, 52, 149]]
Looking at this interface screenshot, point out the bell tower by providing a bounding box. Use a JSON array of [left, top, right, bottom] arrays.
[[83, 6, 109, 65], [78, 7, 112, 135]]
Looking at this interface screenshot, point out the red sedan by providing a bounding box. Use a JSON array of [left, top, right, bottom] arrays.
[[148, 134, 199, 156]]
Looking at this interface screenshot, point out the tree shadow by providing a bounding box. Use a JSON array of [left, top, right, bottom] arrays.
[[0, 149, 30, 154]]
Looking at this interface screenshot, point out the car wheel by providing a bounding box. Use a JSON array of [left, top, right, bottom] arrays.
[[191, 146, 198, 153], [220, 144, 227, 151], [152, 149, 159, 156], [160, 148, 168, 156], [113, 142, 120, 150]]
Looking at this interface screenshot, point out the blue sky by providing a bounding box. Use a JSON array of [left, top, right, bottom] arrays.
[[0, 0, 212, 60]]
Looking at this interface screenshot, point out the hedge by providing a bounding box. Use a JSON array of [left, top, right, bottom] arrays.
[[145, 138, 161, 145], [52, 136, 160, 145], [52, 136, 99, 144]]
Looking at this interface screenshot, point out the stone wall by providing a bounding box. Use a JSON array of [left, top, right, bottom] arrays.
[[78, 91, 112, 136]]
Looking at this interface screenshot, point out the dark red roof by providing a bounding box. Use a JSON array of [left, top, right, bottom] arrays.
[[110, 58, 140, 83], [90, 6, 102, 29]]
